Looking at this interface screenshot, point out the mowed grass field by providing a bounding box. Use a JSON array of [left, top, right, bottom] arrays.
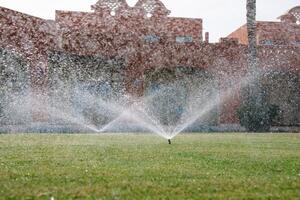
[[0, 134, 300, 199]]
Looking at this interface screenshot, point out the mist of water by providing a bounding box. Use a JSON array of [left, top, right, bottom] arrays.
[[1, 56, 262, 139]]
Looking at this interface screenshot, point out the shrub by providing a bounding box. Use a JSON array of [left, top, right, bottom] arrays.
[[237, 97, 280, 132]]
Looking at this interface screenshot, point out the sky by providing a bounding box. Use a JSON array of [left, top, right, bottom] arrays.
[[0, 0, 299, 42]]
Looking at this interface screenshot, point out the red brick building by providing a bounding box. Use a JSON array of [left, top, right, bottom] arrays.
[[228, 6, 300, 46], [0, 0, 299, 129]]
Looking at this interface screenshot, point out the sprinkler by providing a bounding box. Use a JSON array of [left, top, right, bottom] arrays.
[[168, 139, 171, 144]]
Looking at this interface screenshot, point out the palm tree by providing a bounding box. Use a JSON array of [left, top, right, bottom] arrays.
[[246, 0, 261, 100], [246, 0, 257, 72], [237, 0, 279, 132]]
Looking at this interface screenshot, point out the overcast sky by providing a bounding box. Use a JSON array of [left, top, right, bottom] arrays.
[[0, 0, 299, 42]]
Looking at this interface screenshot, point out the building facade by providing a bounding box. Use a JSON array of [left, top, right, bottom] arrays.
[[0, 0, 299, 130]]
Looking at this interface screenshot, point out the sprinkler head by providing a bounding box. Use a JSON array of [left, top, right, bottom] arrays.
[[168, 139, 171, 145]]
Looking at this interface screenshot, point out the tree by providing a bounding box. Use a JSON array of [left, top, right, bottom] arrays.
[[237, 0, 279, 132], [247, 0, 257, 73], [246, 0, 261, 99]]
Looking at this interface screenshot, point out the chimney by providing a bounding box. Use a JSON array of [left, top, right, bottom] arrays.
[[205, 32, 209, 43]]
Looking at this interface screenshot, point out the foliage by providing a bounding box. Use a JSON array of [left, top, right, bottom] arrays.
[[238, 95, 280, 132], [47, 51, 126, 125], [0, 48, 30, 124]]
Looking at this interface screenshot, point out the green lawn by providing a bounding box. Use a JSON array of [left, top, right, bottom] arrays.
[[0, 133, 299, 199]]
